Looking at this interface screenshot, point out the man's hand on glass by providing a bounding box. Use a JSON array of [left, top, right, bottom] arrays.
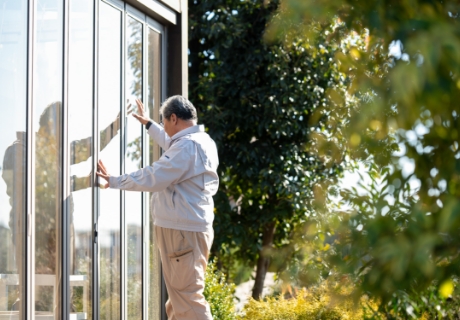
[[96, 159, 110, 189], [97, 99, 149, 189], [131, 99, 151, 125]]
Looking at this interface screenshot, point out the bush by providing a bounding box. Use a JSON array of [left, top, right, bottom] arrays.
[[238, 277, 460, 319], [372, 279, 460, 320], [240, 279, 381, 320], [204, 260, 237, 320]]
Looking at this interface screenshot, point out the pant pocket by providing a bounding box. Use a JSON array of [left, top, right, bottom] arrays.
[[168, 247, 196, 291]]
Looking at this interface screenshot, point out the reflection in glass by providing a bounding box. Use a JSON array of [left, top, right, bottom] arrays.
[[34, 0, 63, 318], [0, 0, 27, 317], [69, 0, 94, 318], [99, 2, 121, 319], [147, 28, 162, 320], [125, 16, 143, 320]]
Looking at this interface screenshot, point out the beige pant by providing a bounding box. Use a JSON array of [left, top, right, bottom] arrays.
[[155, 226, 214, 320]]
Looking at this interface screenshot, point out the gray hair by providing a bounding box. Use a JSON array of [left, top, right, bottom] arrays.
[[160, 95, 197, 122]]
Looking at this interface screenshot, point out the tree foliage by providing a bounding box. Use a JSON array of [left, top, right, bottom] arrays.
[[189, 0, 350, 298], [267, 0, 460, 302]]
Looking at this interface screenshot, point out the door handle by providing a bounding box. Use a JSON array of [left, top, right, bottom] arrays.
[[94, 222, 98, 244]]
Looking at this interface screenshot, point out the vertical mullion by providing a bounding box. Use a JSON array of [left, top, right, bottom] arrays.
[[142, 15, 148, 320], [26, 0, 35, 318], [62, 0, 71, 316], [120, 4, 127, 319], [92, 0, 100, 319], [160, 26, 168, 320]]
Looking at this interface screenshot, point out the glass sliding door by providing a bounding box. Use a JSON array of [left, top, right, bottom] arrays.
[[0, 0, 28, 318], [97, 3, 165, 319], [1, 0, 168, 318], [33, 0, 64, 318], [147, 26, 162, 320], [68, 0, 94, 318], [125, 15, 143, 320], [98, 1, 122, 319]]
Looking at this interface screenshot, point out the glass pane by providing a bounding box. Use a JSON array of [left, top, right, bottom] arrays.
[[69, 0, 93, 318], [147, 28, 162, 320], [0, 0, 27, 317], [148, 29, 161, 163], [99, 2, 121, 319], [125, 16, 143, 320], [34, 0, 63, 318]]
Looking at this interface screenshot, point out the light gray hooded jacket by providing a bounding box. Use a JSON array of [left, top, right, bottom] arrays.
[[109, 123, 219, 232]]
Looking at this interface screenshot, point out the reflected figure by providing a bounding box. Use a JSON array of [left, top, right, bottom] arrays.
[[1, 131, 26, 314], [1, 101, 121, 314]]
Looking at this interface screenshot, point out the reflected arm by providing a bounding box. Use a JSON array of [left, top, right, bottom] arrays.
[[70, 112, 121, 165], [100, 113, 121, 151], [70, 137, 92, 165], [71, 174, 91, 192]]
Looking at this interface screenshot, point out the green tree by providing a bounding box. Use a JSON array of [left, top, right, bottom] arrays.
[[267, 0, 460, 302], [189, 0, 349, 299]]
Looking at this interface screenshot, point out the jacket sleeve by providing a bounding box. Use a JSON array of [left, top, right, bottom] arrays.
[[108, 140, 193, 192], [147, 121, 171, 150]]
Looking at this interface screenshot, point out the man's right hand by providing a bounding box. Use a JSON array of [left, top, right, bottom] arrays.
[[96, 159, 110, 189], [132, 99, 151, 125]]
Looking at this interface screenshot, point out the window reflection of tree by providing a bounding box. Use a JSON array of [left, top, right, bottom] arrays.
[[126, 17, 143, 319], [33, 101, 62, 312], [1, 100, 121, 313], [147, 28, 162, 320], [126, 18, 143, 169]]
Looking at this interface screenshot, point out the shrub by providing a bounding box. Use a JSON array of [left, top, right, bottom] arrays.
[[238, 277, 460, 319], [240, 279, 381, 320], [204, 260, 237, 320], [371, 279, 460, 320]]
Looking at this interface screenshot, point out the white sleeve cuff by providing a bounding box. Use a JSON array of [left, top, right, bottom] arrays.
[[109, 176, 120, 189]]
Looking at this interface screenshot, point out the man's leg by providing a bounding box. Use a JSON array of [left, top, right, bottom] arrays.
[[155, 225, 213, 320]]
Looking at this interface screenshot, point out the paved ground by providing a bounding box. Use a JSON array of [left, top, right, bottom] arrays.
[[234, 272, 276, 312]]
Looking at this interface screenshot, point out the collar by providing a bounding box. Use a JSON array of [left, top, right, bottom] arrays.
[[170, 124, 205, 142]]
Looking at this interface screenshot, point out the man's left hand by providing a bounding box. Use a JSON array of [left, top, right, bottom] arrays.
[[132, 99, 151, 125]]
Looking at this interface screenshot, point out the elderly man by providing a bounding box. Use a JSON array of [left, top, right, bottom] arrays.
[[97, 95, 219, 320]]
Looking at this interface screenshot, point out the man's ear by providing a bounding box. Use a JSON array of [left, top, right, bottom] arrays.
[[170, 113, 177, 124]]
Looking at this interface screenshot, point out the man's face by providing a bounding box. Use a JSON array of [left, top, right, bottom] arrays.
[[163, 114, 177, 137]]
